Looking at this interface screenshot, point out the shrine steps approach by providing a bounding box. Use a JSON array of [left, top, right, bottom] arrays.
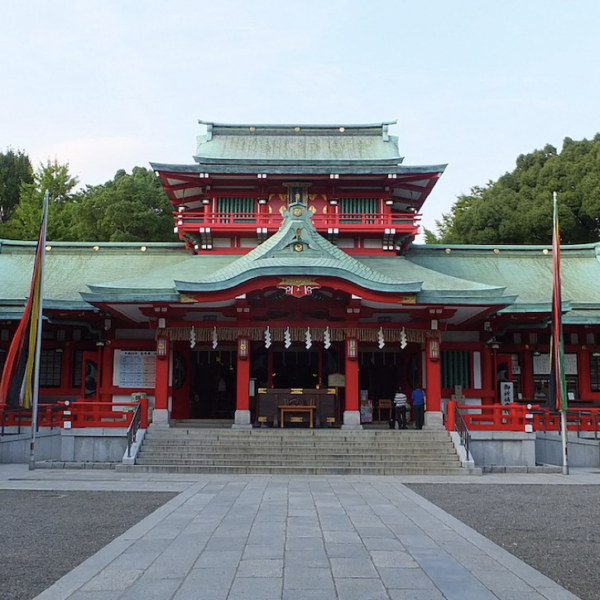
[[117, 428, 480, 476]]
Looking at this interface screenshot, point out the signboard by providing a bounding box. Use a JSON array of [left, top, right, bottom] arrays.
[[113, 350, 156, 388], [328, 373, 345, 387], [533, 353, 578, 375], [499, 381, 514, 405]]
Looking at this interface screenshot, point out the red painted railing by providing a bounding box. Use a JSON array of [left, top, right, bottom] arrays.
[[175, 211, 420, 230], [446, 401, 600, 436], [0, 398, 149, 431]]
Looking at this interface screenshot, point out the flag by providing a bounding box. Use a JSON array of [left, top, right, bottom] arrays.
[[548, 191, 568, 412], [0, 192, 48, 408]]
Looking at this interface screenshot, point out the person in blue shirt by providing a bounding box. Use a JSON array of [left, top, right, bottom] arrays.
[[411, 386, 426, 430]]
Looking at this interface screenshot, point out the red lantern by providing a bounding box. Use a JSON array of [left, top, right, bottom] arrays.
[[346, 338, 357, 360], [238, 337, 249, 360]]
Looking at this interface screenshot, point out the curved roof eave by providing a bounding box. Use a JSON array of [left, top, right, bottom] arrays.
[[175, 266, 423, 295]]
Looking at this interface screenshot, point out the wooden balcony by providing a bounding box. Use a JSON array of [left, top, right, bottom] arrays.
[[174, 211, 420, 236]]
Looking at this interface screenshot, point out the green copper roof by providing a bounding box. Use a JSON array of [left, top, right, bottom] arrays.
[[406, 243, 600, 320], [174, 202, 422, 294], [194, 121, 402, 164]]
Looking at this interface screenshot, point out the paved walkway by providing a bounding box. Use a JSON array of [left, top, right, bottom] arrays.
[[2, 465, 595, 600]]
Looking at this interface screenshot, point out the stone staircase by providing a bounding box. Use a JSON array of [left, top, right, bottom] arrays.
[[117, 427, 478, 475]]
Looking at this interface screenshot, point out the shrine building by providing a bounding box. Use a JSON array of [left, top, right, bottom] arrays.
[[2, 120, 600, 433]]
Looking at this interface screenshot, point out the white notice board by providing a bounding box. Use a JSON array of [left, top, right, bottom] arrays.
[[113, 350, 156, 388], [533, 353, 577, 375]]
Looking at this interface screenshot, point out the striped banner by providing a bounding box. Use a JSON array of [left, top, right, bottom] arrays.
[[0, 192, 48, 408]]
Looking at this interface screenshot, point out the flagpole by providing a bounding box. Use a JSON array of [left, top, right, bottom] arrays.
[[28, 190, 49, 471], [553, 191, 569, 475]]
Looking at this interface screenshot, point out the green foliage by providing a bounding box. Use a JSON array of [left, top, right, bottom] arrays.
[[432, 136, 600, 245], [0, 160, 78, 241], [0, 148, 33, 223], [70, 167, 176, 242], [0, 161, 177, 243]]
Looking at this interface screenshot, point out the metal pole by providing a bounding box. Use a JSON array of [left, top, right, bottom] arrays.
[[28, 191, 49, 471], [560, 409, 569, 475]]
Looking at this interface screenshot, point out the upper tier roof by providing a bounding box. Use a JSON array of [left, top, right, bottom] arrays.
[[194, 121, 403, 165]]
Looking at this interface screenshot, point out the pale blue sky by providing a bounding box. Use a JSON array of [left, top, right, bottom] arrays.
[[1, 0, 599, 236]]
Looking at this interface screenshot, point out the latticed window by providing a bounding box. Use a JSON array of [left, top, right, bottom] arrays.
[[590, 353, 600, 392], [40, 349, 62, 388], [216, 197, 256, 223], [72, 349, 84, 388], [441, 351, 471, 389], [339, 198, 378, 224]]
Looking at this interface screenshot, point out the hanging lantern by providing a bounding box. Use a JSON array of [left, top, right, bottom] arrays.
[[346, 338, 357, 360], [238, 337, 249, 360], [428, 338, 440, 361], [156, 337, 168, 360]]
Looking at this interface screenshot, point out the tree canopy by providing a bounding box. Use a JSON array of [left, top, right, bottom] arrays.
[[426, 135, 600, 245], [0, 148, 33, 223], [0, 161, 177, 243], [70, 167, 175, 242]]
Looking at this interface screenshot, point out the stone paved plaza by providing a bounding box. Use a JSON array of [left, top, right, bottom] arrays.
[[0, 465, 593, 600]]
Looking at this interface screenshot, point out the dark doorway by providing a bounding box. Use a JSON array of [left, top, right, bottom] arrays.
[[189, 349, 236, 418]]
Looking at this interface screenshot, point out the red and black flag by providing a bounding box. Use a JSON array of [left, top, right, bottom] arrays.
[[548, 191, 568, 412], [0, 191, 48, 408]]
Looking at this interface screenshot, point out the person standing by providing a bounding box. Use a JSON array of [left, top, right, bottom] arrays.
[[392, 386, 409, 429], [411, 386, 426, 430]]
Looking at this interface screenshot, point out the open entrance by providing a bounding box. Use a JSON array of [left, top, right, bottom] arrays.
[[188, 348, 237, 419]]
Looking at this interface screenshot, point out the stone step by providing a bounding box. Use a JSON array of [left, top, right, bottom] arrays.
[[140, 441, 455, 451], [138, 449, 458, 459], [134, 457, 461, 467], [145, 430, 448, 437], [117, 464, 475, 476]]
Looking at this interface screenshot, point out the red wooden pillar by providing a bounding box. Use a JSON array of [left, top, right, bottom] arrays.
[[425, 337, 443, 428], [233, 337, 252, 429], [154, 337, 170, 425], [481, 348, 494, 405], [342, 338, 361, 429], [522, 350, 534, 400], [579, 349, 591, 398]]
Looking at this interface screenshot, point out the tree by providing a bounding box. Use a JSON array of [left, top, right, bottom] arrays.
[[430, 136, 600, 245], [0, 159, 78, 241], [0, 148, 33, 223], [70, 167, 176, 242]]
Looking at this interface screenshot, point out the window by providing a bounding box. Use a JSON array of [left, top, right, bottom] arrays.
[[40, 349, 62, 387], [216, 197, 256, 223], [339, 198, 378, 224], [441, 351, 471, 389], [590, 353, 600, 392], [0, 349, 6, 378], [72, 350, 84, 388]]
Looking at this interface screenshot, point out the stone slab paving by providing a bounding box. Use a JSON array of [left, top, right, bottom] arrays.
[[0, 465, 587, 600]]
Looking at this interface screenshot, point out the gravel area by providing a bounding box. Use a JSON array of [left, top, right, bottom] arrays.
[[0, 490, 176, 600], [407, 483, 600, 600]]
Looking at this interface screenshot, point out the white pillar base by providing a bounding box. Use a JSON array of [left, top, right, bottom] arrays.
[[152, 409, 170, 427], [232, 409, 253, 430], [424, 411, 444, 430], [341, 410, 363, 430]]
